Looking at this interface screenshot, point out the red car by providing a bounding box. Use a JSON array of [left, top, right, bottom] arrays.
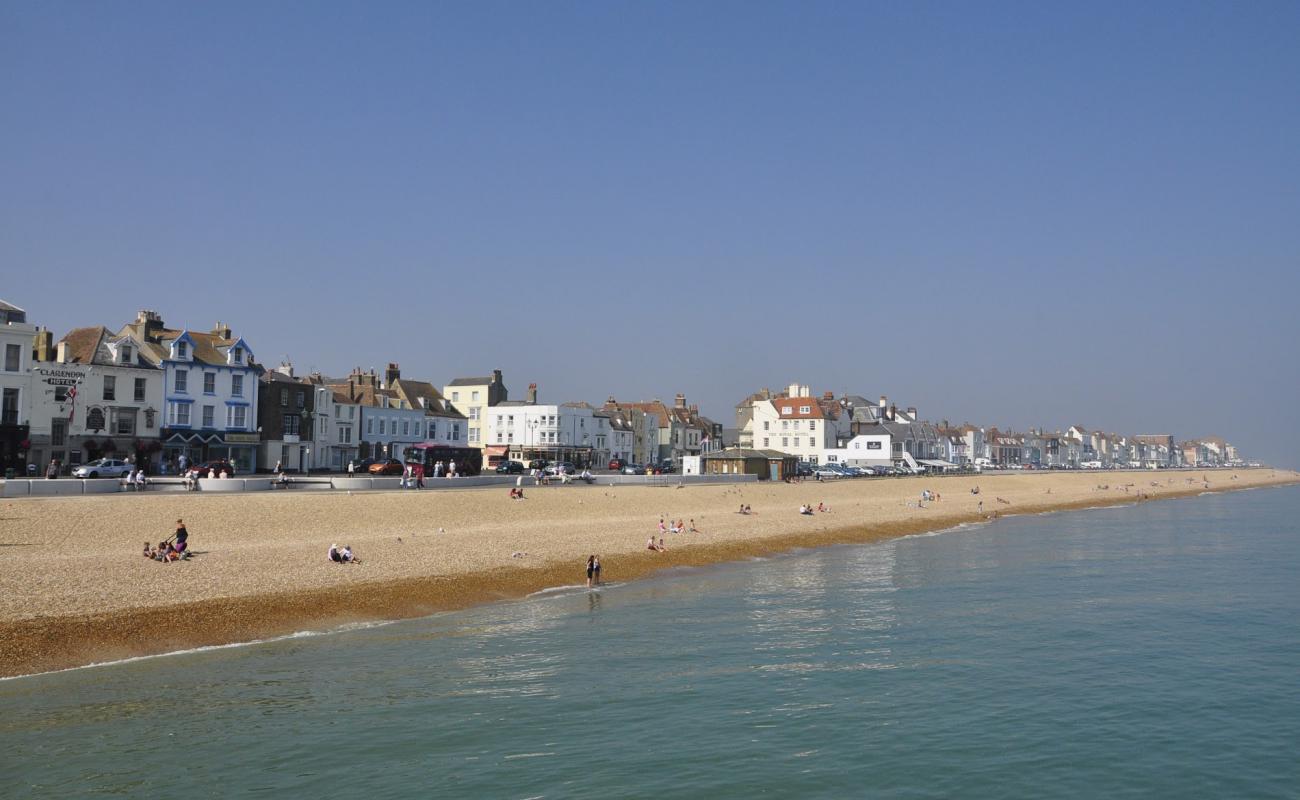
[[608, 458, 625, 471]]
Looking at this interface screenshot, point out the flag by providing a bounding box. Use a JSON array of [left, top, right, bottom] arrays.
[[66, 383, 77, 423]]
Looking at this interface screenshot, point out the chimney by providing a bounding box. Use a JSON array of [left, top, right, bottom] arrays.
[[823, 391, 834, 401], [384, 362, 400, 387], [675, 393, 687, 409], [56, 340, 69, 363], [212, 321, 232, 340], [492, 369, 503, 385], [134, 310, 164, 341], [527, 383, 537, 404], [888, 404, 897, 421], [275, 361, 294, 378], [879, 395, 887, 410], [33, 328, 53, 362], [689, 404, 699, 415]]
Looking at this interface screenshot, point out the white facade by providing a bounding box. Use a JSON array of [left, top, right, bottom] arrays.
[[486, 403, 610, 465], [360, 400, 437, 462], [822, 434, 892, 467], [328, 394, 361, 470], [1, 307, 36, 474]]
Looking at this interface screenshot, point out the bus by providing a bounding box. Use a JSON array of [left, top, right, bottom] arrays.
[[402, 443, 484, 476]]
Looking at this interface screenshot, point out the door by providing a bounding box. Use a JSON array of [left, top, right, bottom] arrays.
[[769, 462, 781, 481]]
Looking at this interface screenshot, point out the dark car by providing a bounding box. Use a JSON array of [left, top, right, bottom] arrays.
[[367, 458, 405, 475], [187, 460, 236, 479], [795, 461, 814, 477], [654, 460, 677, 474], [495, 460, 525, 474], [608, 458, 626, 471]]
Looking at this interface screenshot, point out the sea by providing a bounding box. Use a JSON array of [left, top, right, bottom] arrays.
[[3, 485, 1298, 799]]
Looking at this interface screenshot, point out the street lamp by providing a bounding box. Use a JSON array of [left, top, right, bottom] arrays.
[[299, 408, 314, 473]]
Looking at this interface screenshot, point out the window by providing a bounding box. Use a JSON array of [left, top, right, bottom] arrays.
[[192, 404, 209, 428], [177, 341, 188, 359], [469, 428, 479, 443], [4, 343, 21, 372], [782, 437, 789, 447], [378, 419, 386, 435], [296, 391, 305, 409], [809, 421, 816, 431], [52, 419, 67, 446], [763, 437, 769, 447], [227, 406, 247, 429], [134, 378, 146, 402], [794, 438, 800, 447], [366, 418, 374, 435], [280, 388, 289, 407], [469, 407, 479, 420], [471, 391, 479, 402], [800, 405, 811, 414], [120, 345, 132, 364], [402, 420, 409, 436], [763, 421, 769, 431], [231, 375, 243, 397], [429, 422, 437, 439], [200, 372, 213, 394], [54, 385, 69, 402], [283, 415, 300, 436], [782, 420, 788, 430], [453, 423, 461, 440], [102, 376, 115, 401], [175, 370, 188, 393], [232, 348, 243, 364], [451, 391, 459, 402], [1, 388, 18, 425], [172, 402, 191, 426], [497, 431, 503, 443]]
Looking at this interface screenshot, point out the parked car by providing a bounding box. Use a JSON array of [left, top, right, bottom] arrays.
[[73, 458, 133, 479], [544, 461, 578, 476], [654, 460, 677, 474], [187, 460, 237, 479], [608, 458, 626, 471], [813, 466, 842, 478], [495, 460, 525, 474], [622, 464, 646, 475], [367, 458, 405, 475], [795, 461, 814, 477]]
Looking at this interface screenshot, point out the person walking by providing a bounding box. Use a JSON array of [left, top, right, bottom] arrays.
[[46, 458, 59, 479]]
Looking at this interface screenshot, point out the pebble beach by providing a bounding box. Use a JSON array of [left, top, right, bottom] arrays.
[[2, 468, 1296, 678]]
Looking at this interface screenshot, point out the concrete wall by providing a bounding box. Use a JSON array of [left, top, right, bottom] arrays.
[[0, 472, 756, 498]]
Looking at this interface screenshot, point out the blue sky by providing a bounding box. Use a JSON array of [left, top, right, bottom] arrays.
[[3, 2, 1298, 466]]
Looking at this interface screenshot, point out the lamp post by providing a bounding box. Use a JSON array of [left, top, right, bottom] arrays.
[[299, 408, 313, 473]]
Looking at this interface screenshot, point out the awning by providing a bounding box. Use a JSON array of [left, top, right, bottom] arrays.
[[484, 446, 509, 456]]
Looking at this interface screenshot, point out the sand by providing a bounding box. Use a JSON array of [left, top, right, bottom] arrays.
[[2, 468, 1296, 677]]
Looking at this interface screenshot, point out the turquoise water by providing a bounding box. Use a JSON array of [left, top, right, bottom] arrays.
[[3, 487, 1299, 798]]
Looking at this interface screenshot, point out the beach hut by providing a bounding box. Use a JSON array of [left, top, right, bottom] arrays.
[[699, 447, 798, 481]]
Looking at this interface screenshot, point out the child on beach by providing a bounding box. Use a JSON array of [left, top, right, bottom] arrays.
[[143, 541, 154, 559], [689, 519, 698, 532], [647, 536, 662, 552]]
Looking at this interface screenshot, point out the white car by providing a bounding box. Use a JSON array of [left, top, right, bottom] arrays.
[[73, 458, 134, 479]]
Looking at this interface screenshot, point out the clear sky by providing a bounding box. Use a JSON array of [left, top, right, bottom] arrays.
[[3, 2, 1298, 467]]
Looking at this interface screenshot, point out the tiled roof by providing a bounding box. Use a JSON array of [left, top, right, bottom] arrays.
[[391, 378, 466, 419], [773, 398, 828, 420], [56, 326, 109, 364], [447, 376, 496, 386]]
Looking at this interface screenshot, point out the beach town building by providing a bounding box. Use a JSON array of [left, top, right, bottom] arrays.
[[0, 300, 36, 475], [307, 372, 361, 471], [821, 432, 893, 469], [388, 369, 470, 450], [699, 447, 798, 481], [1132, 434, 1175, 468], [598, 402, 660, 465], [745, 385, 850, 464], [602, 393, 712, 463], [442, 370, 508, 448], [850, 418, 949, 471], [486, 389, 608, 467], [25, 324, 166, 473], [105, 311, 260, 473], [257, 364, 317, 472]]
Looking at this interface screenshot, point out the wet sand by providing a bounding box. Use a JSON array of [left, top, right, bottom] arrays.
[[2, 468, 1295, 677]]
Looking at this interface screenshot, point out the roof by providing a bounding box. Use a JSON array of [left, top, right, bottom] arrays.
[[56, 326, 110, 364], [446, 376, 497, 387], [700, 447, 793, 460], [390, 378, 466, 419], [0, 299, 24, 314], [772, 398, 827, 420]]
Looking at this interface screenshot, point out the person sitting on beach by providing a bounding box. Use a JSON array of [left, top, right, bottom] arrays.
[[658, 537, 667, 551], [971, 485, 980, 495], [143, 540, 154, 559], [647, 536, 662, 552], [159, 540, 179, 562], [817, 502, 829, 513], [744, 504, 752, 515], [328, 543, 343, 563], [134, 469, 148, 491], [739, 504, 747, 515], [658, 518, 667, 534], [509, 487, 525, 500], [341, 546, 356, 563], [799, 504, 813, 516]]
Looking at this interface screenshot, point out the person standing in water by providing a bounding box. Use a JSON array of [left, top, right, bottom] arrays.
[[592, 555, 602, 586], [586, 555, 596, 587]]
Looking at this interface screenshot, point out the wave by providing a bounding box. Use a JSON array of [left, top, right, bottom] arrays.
[[0, 619, 400, 682]]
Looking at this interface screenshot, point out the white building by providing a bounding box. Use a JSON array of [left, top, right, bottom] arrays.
[[822, 433, 892, 468], [25, 325, 167, 473], [485, 400, 608, 468], [0, 300, 35, 475], [747, 385, 850, 464]]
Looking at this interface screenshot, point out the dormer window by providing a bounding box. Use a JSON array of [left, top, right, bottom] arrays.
[[177, 341, 188, 359], [120, 345, 133, 364], [232, 348, 243, 364]]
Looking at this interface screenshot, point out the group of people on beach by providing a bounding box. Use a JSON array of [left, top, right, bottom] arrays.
[[327, 543, 358, 564], [798, 502, 830, 515], [738, 504, 753, 515], [122, 468, 149, 490], [142, 519, 190, 563], [585, 555, 602, 587], [657, 517, 696, 535]]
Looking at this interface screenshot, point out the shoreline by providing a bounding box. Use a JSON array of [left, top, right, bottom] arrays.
[[2, 470, 1296, 679]]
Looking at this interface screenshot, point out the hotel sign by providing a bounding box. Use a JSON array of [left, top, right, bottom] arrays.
[[226, 433, 260, 443]]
